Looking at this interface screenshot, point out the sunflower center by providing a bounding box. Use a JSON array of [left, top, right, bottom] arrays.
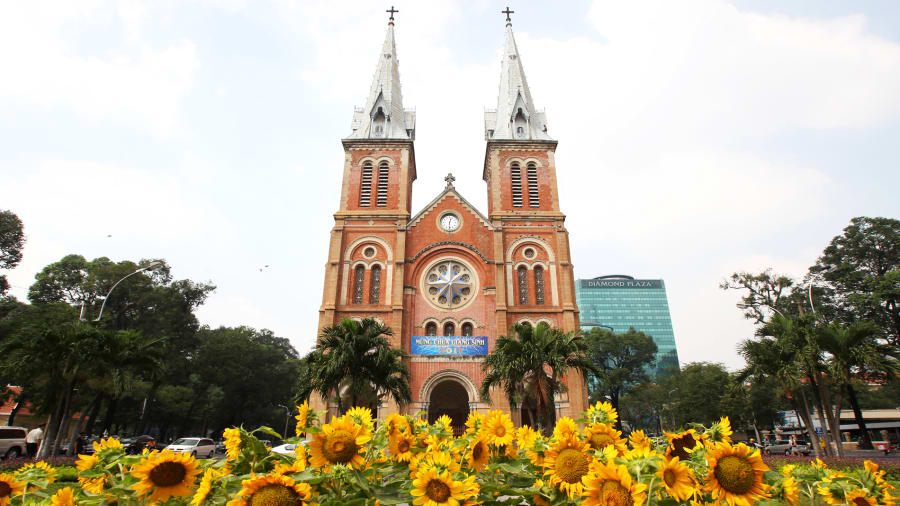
[[425, 479, 452, 502], [556, 448, 589, 484], [590, 433, 614, 450], [148, 461, 187, 488], [473, 442, 485, 460], [670, 434, 696, 460], [398, 439, 410, 453], [249, 484, 301, 506], [495, 426, 506, 437], [851, 498, 871, 506], [663, 469, 677, 488], [0, 482, 10, 497], [714, 455, 755, 495], [598, 480, 633, 506], [323, 429, 357, 463]]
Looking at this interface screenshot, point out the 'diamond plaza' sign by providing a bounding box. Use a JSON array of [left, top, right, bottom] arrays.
[[411, 336, 488, 356]]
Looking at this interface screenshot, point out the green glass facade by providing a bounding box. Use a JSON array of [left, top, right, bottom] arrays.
[[575, 276, 680, 376]]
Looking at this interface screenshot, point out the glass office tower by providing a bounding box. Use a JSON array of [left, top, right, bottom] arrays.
[[575, 275, 680, 376]]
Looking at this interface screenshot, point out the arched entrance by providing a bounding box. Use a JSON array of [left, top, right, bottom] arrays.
[[427, 380, 470, 436]]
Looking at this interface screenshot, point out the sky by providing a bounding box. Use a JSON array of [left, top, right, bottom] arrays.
[[2, 0, 900, 370]]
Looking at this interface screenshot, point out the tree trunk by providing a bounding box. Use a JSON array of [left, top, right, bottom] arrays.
[[797, 388, 823, 459], [7, 401, 21, 426], [816, 374, 843, 457], [101, 397, 118, 436], [827, 387, 845, 457], [847, 383, 873, 449], [84, 394, 104, 437], [807, 374, 833, 456]]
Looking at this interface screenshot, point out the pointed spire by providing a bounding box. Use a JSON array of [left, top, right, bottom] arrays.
[[484, 22, 551, 141], [348, 18, 415, 140]]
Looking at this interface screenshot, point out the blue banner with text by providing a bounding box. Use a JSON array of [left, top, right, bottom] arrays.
[[411, 336, 488, 356]]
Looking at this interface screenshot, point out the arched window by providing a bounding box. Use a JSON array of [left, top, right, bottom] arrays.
[[359, 161, 373, 207], [461, 322, 473, 336], [352, 265, 365, 304], [518, 266, 529, 305], [534, 265, 545, 305], [376, 161, 389, 206], [527, 162, 539, 207], [511, 162, 523, 208], [443, 322, 455, 336], [373, 106, 386, 137], [425, 322, 437, 336], [369, 265, 381, 304]]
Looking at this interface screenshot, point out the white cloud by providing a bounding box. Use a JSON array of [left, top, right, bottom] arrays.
[[0, 1, 197, 133]]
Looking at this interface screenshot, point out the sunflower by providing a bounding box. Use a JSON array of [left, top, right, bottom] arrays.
[[223, 427, 242, 460], [706, 417, 733, 445], [582, 459, 648, 506], [75, 453, 99, 472], [586, 401, 619, 425], [703, 442, 769, 506], [308, 414, 371, 470], [516, 425, 539, 450], [0, 473, 25, 506], [274, 458, 308, 476], [49, 486, 76, 506], [552, 417, 579, 441], [295, 400, 310, 436], [864, 460, 887, 485], [845, 489, 879, 506], [584, 422, 628, 455], [481, 410, 514, 447], [467, 437, 490, 471], [417, 451, 461, 474], [229, 473, 312, 506], [16, 460, 56, 484], [77, 476, 106, 495], [131, 449, 202, 502], [665, 429, 704, 460], [91, 437, 123, 454], [345, 406, 374, 429], [191, 468, 220, 505], [464, 411, 484, 435], [386, 412, 411, 436], [656, 456, 695, 502], [410, 467, 469, 506], [389, 431, 417, 463], [779, 476, 800, 506], [543, 434, 593, 499]]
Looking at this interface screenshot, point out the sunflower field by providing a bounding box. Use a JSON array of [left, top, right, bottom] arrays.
[[0, 402, 897, 505]]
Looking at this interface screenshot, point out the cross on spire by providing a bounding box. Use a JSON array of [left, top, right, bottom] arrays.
[[444, 173, 456, 187], [502, 6, 514, 24], [386, 5, 398, 23]]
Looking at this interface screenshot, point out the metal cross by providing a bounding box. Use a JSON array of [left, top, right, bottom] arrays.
[[444, 173, 455, 187], [502, 6, 514, 23], [386, 6, 398, 22]]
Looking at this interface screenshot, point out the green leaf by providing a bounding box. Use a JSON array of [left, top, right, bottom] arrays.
[[254, 425, 284, 439]]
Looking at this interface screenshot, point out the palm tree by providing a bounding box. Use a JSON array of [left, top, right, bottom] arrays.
[[301, 318, 411, 416], [817, 321, 900, 450], [480, 322, 595, 434]]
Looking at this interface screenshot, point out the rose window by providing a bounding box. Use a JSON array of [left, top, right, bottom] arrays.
[[424, 260, 474, 309]]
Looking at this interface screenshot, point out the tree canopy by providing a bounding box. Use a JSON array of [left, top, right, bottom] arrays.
[[0, 210, 25, 295], [584, 327, 657, 428]]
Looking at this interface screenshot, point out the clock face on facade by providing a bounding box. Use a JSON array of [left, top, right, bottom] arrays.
[[423, 259, 474, 309], [440, 213, 460, 232]]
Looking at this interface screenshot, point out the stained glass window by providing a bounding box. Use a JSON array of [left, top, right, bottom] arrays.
[[353, 265, 365, 304], [534, 266, 545, 305], [518, 266, 528, 305], [461, 323, 473, 336], [443, 322, 455, 336], [369, 265, 381, 304], [425, 322, 437, 336]]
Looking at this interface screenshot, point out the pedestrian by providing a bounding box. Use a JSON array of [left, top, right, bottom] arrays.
[[26, 423, 45, 459], [74, 432, 87, 455], [789, 434, 797, 456]]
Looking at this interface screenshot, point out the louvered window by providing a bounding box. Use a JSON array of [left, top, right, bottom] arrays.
[[518, 266, 528, 304], [369, 265, 381, 304], [443, 322, 455, 336], [352, 265, 365, 304], [376, 162, 389, 207], [360, 162, 373, 207], [425, 322, 437, 336], [527, 162, 539, 207], [534, 266, 545, 305], [511, 162, 523, 208]]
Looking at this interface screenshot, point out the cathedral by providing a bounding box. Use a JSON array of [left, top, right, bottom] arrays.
[[314, 13, 585, 431]]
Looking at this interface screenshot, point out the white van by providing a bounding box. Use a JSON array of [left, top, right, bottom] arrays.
[[165, 438, 216, 458], [0, 427, 27, 459]]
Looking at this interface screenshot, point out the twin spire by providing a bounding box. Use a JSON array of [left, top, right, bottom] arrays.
[[348, 11, 549, 142]]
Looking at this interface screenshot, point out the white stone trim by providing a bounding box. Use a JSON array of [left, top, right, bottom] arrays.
[[420, 369, 479, 403], [342, 236, 394, 306]]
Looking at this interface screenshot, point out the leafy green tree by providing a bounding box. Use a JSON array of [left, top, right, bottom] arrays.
[[0, 210, 25, 296], [660, 362, 730, 428], [480, 322, 595, 434], [618, 382, 665, 433], [584, 327, 657, 429], [811, 216, 900, 345], [720, 269, 797, 323], [301, 318, 410, 416]]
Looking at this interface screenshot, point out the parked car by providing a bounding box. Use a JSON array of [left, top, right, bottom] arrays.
[[166, 438, 217, 458], [124, 435, 156, 455], [270, 443, 297, 456], [765, 439, 811, 456], [0, 427, 27, 459]]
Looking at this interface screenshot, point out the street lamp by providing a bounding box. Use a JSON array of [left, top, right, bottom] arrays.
[[278, 404, 293, 440], [736, 303, 785, 318], [92, 261, 164, 321]]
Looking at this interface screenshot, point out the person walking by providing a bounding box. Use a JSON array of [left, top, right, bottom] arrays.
[[789, 434, 798, 456], [25, 423, 45, 459]]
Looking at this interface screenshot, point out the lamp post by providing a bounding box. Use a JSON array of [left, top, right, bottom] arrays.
[[92, 261, 163, 321], [278, 405, 292, 441], [736, 303, 785, 318]]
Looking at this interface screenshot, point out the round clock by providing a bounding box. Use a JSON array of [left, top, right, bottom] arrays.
[[440, 213, 460, 232]]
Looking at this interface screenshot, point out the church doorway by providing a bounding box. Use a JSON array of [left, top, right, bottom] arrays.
[[427, 380, 469, 436]]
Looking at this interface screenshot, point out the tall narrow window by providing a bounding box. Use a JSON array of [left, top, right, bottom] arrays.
[[425, 322, 437, 336], [376, 161, 389, 206], [511, 162, 523, 208], [518, 266, 529, 304], [352, 265, 365, 304], [443, 322, 455, 336], [360, 162, 373, 207], [369, 265, 381, 304], [534, 265, 545, 305], [527, 162, 539, 207], [461, 322, 473, 336]]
